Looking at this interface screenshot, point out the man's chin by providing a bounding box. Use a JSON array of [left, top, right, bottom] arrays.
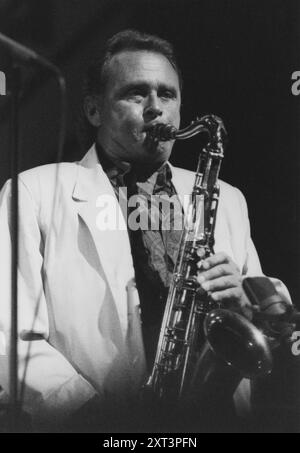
[[140, 143, 171, 164], [143, 133, 162, 154], [143, 136, 171, 155]]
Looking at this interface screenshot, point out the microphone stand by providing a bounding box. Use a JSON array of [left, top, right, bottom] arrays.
[[8, 61, 21, 433], [1, 32, 66, 432]]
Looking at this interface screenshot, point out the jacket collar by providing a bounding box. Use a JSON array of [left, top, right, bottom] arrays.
[[73, 145, 194, 210], [72, 144, 110, 202]]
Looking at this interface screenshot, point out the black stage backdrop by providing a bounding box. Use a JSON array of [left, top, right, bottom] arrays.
[[0, 0, 299, 307]]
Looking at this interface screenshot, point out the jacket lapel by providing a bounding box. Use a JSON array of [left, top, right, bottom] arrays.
[[72, 146, 135, 333]]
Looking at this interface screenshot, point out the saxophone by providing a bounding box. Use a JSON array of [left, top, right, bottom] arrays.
[[144, 115, 273, 405]]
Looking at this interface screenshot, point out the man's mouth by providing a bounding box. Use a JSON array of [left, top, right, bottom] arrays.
[[144, 133, 160, 152], [143, 122, 166, 133], [143, 123, 166, 148]]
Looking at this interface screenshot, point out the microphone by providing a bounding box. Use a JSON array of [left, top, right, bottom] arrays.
[[0, 32, 58, 72], [245, 278, 300, 430], [243, 276, 300, 336], [242, 276, 291, 319]]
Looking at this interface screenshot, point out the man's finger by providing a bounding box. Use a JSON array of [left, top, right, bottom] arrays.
[[210, 287, 244, 303], [200, 275, 239, 292], [197, 264, 239, 284], [210, 290, 254, 320], [200, 252, 234, 270]]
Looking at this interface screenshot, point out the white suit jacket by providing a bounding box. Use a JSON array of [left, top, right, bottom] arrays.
[[0, 145, 290, 424]]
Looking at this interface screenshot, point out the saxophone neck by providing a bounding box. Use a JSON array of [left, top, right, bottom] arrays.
[[146, 114, 227, 150]]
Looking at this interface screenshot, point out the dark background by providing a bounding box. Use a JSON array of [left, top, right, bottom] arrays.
[[0, 0, 299, 306]]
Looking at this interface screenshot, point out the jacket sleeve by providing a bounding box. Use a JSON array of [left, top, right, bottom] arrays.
[[0, 178, 97, 426]]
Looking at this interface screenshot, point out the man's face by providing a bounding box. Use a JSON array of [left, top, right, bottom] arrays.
[[96, 50, 181, 166]]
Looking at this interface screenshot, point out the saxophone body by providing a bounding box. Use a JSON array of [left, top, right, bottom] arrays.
[[145, 115, 273, 406]]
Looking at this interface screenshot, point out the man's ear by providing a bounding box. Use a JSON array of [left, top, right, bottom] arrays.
[[83, 95, 102, 127]]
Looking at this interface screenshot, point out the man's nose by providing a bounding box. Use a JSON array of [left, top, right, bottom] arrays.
[[143, 95, 163, 122]]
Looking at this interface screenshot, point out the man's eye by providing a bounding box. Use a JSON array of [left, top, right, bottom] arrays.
[[127, 90, 145, 100], [160, 90, 176, 99]]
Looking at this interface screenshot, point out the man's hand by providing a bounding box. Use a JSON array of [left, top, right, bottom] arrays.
[[197, 252, 253, 320]]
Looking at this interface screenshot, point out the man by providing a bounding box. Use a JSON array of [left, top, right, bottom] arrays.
[[0, 30, 290, 432]]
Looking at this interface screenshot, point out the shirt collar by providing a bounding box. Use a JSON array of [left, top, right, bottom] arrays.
[[95, 143, 173, 195]]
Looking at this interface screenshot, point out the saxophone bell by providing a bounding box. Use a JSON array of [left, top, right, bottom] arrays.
[[204, 308, 273, 378]]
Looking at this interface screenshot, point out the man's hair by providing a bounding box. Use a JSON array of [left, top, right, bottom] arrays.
[[84, 29, 182, 98], [79, 29, 182, 148]]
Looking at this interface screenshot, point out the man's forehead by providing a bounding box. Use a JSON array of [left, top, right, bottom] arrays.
[[106, 50, 180, 86]]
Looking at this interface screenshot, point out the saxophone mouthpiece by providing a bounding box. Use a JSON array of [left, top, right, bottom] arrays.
[[146, 123, 177, 141]]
